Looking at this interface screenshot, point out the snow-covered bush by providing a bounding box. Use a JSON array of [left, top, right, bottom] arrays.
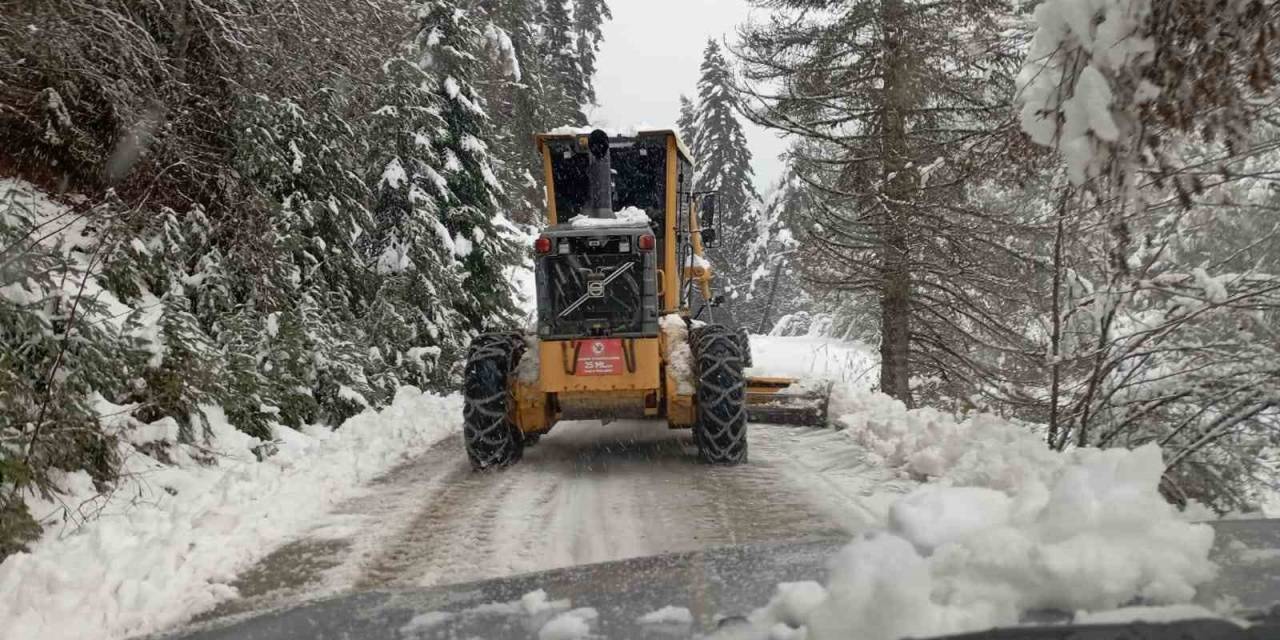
[[1015, 0, 1280, 511]]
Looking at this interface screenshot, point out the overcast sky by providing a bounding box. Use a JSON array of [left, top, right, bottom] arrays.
[[587, 0, 786, 195]]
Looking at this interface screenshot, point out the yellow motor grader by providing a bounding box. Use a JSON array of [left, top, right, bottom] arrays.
[[462, 129, 826, 469]]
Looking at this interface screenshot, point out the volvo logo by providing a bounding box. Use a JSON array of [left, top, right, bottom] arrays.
[[587, 280, 605, 297]]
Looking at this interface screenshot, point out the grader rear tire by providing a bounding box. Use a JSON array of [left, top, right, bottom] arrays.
[[692, 325, 748, 464], [463, 334, 525, 470]]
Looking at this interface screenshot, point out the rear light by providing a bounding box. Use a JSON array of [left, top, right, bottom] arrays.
[[535, 235, 552, 254], [637, 234, 655, 251]]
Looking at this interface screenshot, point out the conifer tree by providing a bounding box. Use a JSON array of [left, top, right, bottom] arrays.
[[0, 185, 127, 554], [677, 95, 699, 154], [367, 54, 471, 393], [410, 0, 522, 331], [541, 0, 588, 126], [573, 0, 612, 106], [692, 39, 762, 328], [475, 0, 547, 224]]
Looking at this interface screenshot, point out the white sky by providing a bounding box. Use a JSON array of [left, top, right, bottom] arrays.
[[587, 0, 786, 195]]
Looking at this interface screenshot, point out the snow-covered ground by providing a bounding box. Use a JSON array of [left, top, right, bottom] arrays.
[[0, 334, 1229, 640], [746, 334, 876, 385], [0, 389, 462, 640]]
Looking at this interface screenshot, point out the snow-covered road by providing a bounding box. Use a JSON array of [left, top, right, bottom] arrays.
[[4, 335, 1224, 640], [201, 419, 901, 622]]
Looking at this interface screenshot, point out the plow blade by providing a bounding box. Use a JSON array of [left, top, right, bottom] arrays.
[[745, 376, 832, 427]]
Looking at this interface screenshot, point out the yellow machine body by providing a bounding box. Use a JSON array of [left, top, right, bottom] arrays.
[[505, 129, 820, 442], [514, 130, 708, 434]]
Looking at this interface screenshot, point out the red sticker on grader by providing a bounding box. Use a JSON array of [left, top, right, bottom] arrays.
[[576, 339, 623, 375]]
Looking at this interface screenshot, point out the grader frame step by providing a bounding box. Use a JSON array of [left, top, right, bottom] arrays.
[[744, 376, 832, 427]]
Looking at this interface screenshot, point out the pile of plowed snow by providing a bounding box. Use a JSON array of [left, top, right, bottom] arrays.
[[0, 388, 461, 640], [737, 387, 1218, 640], [745, 334, 876, 385]]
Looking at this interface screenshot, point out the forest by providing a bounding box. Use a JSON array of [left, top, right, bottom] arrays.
[[2, 0, 1278, 560], [0, 0, 606, 555]]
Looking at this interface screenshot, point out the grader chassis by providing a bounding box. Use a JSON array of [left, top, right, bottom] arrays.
[[462, 129, 824, 469]]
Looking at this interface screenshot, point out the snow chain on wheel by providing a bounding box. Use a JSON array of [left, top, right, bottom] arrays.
[[463, 333, 525, 470], [691, 324, 748, 464]]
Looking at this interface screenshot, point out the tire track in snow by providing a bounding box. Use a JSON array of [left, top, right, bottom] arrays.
[[356, 453, 520, 589], [200, 420, 887, 625], [748, 426, 911, 531]]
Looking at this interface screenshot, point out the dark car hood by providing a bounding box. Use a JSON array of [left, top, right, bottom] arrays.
[[159, 520, 1280, 640]]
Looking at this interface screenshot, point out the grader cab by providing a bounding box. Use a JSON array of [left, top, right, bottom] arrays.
[[461, 129, 824, 470]]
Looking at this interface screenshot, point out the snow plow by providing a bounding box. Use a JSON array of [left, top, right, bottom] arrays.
[[744, 377, 832, 427], [461, 129, 828, 470]]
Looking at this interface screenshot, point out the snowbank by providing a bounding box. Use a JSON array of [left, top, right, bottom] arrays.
[[538, 607, 598, 640], [739, 388, 1218, 640], [0, 388, 462, 640], [746, 335, 876, 385]]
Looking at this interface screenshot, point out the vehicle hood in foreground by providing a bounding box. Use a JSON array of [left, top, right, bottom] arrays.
[[160, 519, 1280, 639]]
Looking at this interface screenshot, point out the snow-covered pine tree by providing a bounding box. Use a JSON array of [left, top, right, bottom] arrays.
[[129, 208, 228, 443], [573, 0, 612, 106], [474, 0, 547, 225], [366, 53, 472, 397], [231, 92, 379, 425], [540, 0, 589, 127], [677, 95, 699, 156], [409, 0, 523, 333], [692, 39, 763, 328]]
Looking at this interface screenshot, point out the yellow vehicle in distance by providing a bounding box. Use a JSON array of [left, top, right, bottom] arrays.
[[461, 129, 823, 470]]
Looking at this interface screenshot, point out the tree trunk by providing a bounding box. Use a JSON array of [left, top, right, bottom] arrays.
[[756, 259, 784, 334], [1048, 194, 1066, 448], [879, 230, 912, 404], [877, 0, 914, 406]]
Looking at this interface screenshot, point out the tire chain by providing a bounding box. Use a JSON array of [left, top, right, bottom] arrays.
[[462, 333, 525, 470], [691, 324, 749, 464]]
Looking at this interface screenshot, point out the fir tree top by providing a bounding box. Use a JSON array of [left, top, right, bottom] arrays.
[[693, 39, 759, 216]]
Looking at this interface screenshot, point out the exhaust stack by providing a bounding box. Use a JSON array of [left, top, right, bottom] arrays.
[[586, 129, 614, 219]]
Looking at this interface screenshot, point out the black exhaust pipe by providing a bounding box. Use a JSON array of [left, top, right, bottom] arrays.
[[586, 129, 614, 219]]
